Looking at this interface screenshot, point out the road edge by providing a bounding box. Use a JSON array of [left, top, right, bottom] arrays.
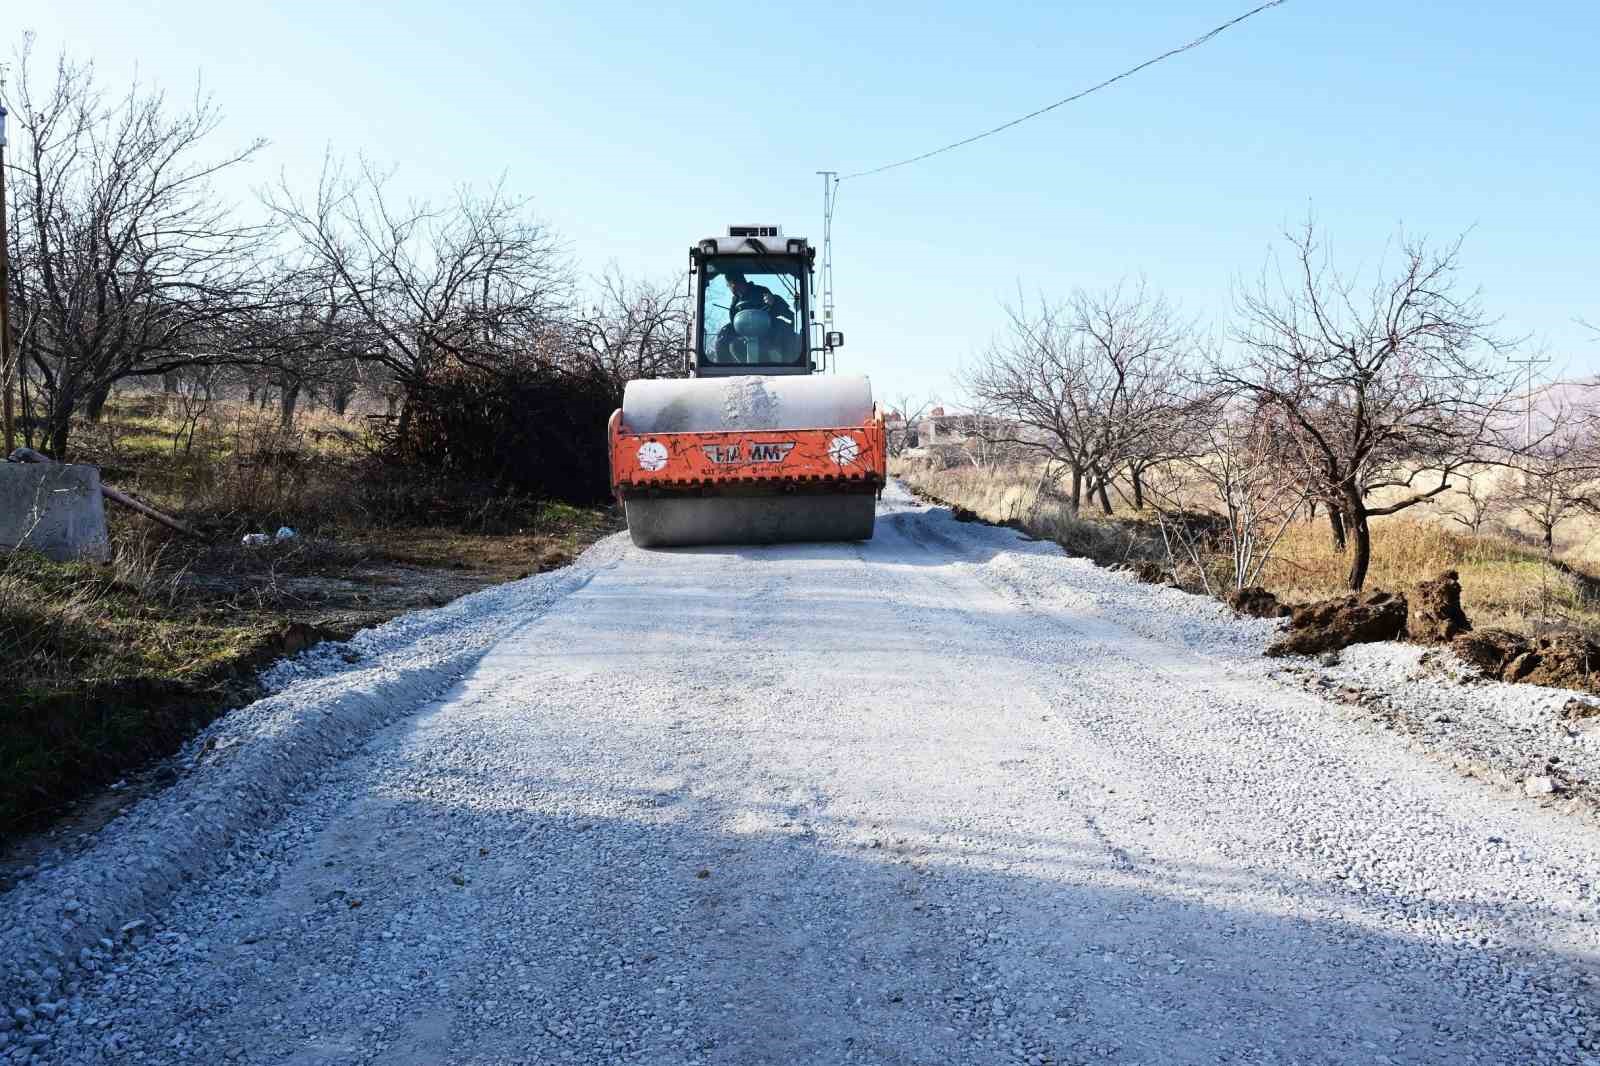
[[0, 534, 624, 1017]]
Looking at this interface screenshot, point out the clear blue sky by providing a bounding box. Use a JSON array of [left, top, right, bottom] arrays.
[[15, 2, 1600, 403]]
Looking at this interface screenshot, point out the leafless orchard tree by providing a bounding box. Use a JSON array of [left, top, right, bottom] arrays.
[[1118, 375, 1217, 511], [1505, 404, 1600, 551], [3, 42, 275, 457], [266, 157, 572, 429], [1215, 221, 1521, 590], [958, 411, 1017, 472], [317, 352, 367, 416], [169, 362, 223, 455], [1440, 472, 1503, 536], [572, 265, 690, 395], [963, 280, 1204, 514], [885, 392, 937, 457], [1148, 403, 1306, 595], [235, 274, 388, 426]]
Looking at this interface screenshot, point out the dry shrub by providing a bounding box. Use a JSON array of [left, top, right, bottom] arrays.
[[210, 419, 352, 524], [389, 364, 619, 506], [78, 388, 602, 538]]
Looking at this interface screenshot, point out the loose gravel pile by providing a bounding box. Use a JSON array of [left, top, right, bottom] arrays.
[[2, 485, 1596, 1065]]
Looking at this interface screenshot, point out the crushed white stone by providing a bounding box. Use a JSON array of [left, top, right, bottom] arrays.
[[3, 486, 1596, 1065]]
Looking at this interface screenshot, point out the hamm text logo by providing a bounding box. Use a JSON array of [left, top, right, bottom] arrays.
[[702, 442, 796, 465]]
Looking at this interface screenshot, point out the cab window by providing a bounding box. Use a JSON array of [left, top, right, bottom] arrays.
[[699, 257, 805, 367]]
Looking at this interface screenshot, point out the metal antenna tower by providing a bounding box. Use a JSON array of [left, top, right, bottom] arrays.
[[817, 171, 838, 372], [1507, 353, 1552, 450]]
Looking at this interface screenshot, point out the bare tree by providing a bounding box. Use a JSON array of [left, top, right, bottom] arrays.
[[1506, 407, 1598, 551], [169, 362, 222, 455], [572, 265, 689, 395], [267, 157, 571, 429], [1149, 404, 1306, 595], [1076, 291, 1210, 512], [1216, 221, 1520, 590], [964, 281, 1201, 513], [1440, 472, 1502, 536], [238, 274, 383, 427], [958, 411, 1017, 472], [3, 42, 274, 457], [319, 353, 365, 416], [886, 392, 936, 457]]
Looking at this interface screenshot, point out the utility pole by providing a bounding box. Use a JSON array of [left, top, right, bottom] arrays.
[[816, 170, 837, 374], [1507, 354, 1552, 451], [0, 101, 13, 457]]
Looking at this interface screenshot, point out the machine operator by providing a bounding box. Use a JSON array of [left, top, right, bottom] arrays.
[[714, 270, 798, 363]]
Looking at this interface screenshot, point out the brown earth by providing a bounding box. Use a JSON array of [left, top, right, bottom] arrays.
[[1453, 628, 1600, 694], [1266, 591, 1409, 658], [1229, 586, 1291, 619], [1129, 561, 1168, 585], [1409, 570, 1473, 643]]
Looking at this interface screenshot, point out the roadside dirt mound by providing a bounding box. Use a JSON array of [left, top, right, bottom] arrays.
[[1409, 570, 1473, 643], [1129, 561, 1168, 585], [1229, 586, 1290, 619], [1266, 591, 1408, 658], [1453, 628, 1600, 693], [1451, 628, 1526, 674]]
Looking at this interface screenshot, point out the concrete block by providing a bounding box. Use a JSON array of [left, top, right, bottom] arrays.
[[0, 463, 112, 563]]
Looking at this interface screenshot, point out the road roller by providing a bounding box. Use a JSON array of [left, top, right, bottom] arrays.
[[608, 226, 887, 548]]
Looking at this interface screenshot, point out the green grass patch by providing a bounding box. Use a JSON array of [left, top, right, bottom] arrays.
[[0, 549, 290, 834]]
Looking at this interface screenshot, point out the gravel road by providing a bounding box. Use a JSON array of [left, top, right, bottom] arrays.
[[6, 484, 1599, 1065]]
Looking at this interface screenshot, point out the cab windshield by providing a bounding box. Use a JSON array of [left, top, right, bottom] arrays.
[[699, 256, 806, 367]]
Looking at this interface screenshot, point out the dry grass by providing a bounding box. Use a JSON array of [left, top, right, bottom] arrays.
[[1265, 518, 1600, 634], [0, 542, 296, 834], [893, 458, 1163, 568], [1369, 463, 1600, 570], [894, 456, 1600, 637], [73, 395, 383, 533]]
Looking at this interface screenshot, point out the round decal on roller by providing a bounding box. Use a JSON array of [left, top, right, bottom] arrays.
[[636, 441, 669, 471], [828, 435, 861, 465]]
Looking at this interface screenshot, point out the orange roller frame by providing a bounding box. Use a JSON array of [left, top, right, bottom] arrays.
[[609, 408, 887, 497]]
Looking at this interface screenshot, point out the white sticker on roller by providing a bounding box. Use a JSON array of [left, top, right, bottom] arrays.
[[828, 435, 861, 465], [637, 441, 669, 471]]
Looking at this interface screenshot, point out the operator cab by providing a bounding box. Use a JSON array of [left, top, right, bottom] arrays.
[[688, 226, 842, 378]]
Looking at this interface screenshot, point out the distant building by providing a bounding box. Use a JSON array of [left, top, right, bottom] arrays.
[[915, 410, 990, 445]]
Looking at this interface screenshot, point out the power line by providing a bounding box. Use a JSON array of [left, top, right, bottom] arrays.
[[839, 0, 1289, 182]]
